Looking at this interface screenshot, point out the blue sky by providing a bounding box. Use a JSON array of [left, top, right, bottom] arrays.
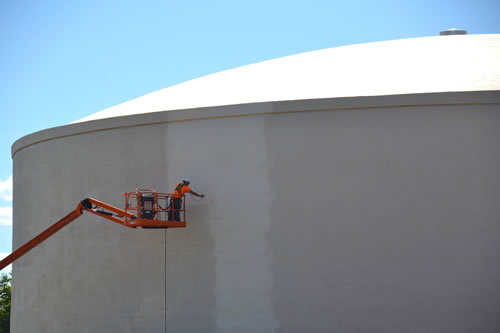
[[1, 0, 499, 272]]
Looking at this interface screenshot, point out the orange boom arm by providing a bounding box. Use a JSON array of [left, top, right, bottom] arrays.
[[0, 200, 85, 271], [0, 198, 137, 271], [0, 189, 187, 271]]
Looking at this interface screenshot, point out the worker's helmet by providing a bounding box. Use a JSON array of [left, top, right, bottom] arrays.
[[182, 178, 190, 184]]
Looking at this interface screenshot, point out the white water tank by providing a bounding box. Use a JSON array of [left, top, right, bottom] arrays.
[[11, 34, 500, 333]]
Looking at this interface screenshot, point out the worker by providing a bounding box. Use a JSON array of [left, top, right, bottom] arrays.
[[169, 178, 205, 221]]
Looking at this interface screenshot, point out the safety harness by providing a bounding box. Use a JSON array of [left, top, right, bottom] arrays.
[[173, 183, 185, 198]]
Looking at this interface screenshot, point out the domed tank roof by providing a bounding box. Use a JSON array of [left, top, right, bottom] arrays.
[[75, 34, 500, 123]]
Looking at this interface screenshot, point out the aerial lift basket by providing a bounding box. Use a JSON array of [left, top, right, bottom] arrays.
[[124, 188, 186, 228]]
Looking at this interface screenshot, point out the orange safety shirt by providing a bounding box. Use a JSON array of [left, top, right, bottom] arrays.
[[172, 185, 191, 199]]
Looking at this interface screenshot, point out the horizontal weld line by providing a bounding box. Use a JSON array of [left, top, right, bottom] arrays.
[[11, 101, 500, 158]]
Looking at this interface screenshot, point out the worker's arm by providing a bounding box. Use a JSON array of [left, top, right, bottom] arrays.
[[188, 190, 205, 198]]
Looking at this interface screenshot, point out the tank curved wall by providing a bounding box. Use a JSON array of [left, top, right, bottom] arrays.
[[11, 91, 500, 333]]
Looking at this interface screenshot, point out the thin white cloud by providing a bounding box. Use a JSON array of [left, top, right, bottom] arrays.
[[0, 206, 12, 226], [0, 253, 12, 275], [0, 175, 12, 202]]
